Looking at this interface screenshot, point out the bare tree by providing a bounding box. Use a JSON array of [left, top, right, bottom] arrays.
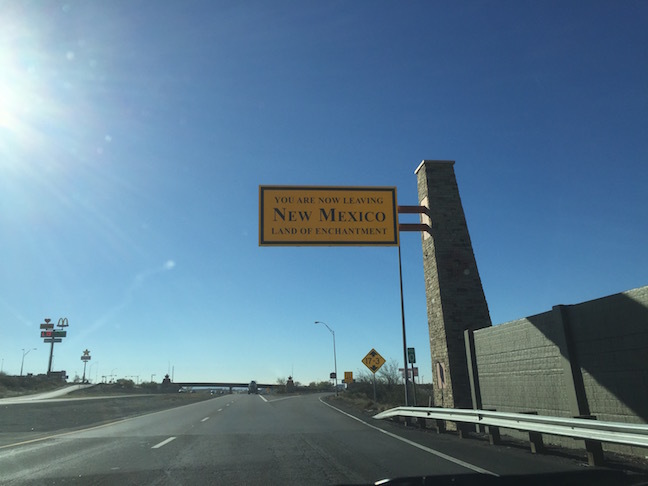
[[355, 368, 375, 383], [377, 359, 401, 386]]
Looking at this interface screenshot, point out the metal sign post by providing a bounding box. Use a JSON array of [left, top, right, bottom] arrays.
[[397, 205, 433, 407], [373, 373, 376, 402], [397, 244, 410, 406], [408, 347, 417, 406]]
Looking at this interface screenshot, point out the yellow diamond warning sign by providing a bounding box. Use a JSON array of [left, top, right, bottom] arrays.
[[362, 348, 386, 374]]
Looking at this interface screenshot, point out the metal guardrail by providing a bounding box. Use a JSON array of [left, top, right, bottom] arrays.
[[373, 406, 648, 449]]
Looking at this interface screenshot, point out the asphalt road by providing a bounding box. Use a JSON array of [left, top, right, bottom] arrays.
[[0, 393, 643, 485], [0, 393, 211, 447]]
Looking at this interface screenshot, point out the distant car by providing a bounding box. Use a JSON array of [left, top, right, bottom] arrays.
[[248, 381, 258, 394]]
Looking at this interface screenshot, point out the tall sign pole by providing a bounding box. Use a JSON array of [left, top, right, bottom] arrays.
[[398, 205, 433, 407], [397, 244, 410, 406], [41, 319, 55, 375], [41, 317, 68, 375], [81, 349, 91, 383]]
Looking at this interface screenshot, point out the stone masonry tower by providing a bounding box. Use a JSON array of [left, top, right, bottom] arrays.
[[415, 160, 491, 409]]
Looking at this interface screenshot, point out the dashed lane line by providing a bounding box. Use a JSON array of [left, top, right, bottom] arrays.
[[151, 437, 176, 449]]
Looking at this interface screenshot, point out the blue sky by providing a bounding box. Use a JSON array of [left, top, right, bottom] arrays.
[[1, 1, 646, 385]]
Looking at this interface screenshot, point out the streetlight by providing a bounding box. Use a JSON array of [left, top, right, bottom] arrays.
[[315, 321, 338, 396], [20, 348, 37, 376]]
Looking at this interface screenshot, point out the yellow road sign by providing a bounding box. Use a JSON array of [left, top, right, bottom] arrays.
[[344, 371, 353, 383], [259, 186, 399, 246], [362, 348, 386, 373]]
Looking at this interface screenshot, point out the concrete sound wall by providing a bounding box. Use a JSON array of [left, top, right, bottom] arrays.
[[473, 311, 572, 417], [471, 285, 648, 456], [567, 286, 648, 424]]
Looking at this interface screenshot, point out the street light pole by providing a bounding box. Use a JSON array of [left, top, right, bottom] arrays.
[[315, 321, 338, 396], [20, 348, 36, 377]]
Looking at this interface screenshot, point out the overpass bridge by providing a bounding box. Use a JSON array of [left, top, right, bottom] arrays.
[[174, 382, 276, 391]]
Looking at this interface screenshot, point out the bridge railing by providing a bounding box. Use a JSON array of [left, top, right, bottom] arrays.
[[373, 406, 648, 465]]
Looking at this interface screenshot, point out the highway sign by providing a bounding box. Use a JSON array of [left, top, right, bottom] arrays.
[[259, 186, 399, 246], [407, 347, 416, 364], [43, 338, 62, 343], [400, 367, 419, 378], [362, 348, 386, 373]]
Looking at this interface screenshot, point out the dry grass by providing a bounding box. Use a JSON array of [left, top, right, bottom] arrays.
[[0, 373, 67, 398]]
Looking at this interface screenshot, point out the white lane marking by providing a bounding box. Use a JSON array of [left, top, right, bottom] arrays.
[[151, 436, 176, 449], [217, 408, 223, 412], [201, 417, 210, 422], [263, 395, 301, 403], [319, 398, 498, 477], [259, 394, 268, 402], [226, 403, 230, 407], [0, 395, 227, 451]]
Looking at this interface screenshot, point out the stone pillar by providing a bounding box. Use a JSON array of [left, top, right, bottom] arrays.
[[415, 160, 492, 409]]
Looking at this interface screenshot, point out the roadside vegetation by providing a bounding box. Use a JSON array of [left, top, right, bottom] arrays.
[[328, 359, 434, 414], [0, 372, 68, 398], [274, 359, 433, 412], [0, 373, 178, 398]]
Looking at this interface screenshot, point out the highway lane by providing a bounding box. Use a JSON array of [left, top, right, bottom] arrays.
[[0, 394, 211, 448], [0, 392, 623, 485]]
